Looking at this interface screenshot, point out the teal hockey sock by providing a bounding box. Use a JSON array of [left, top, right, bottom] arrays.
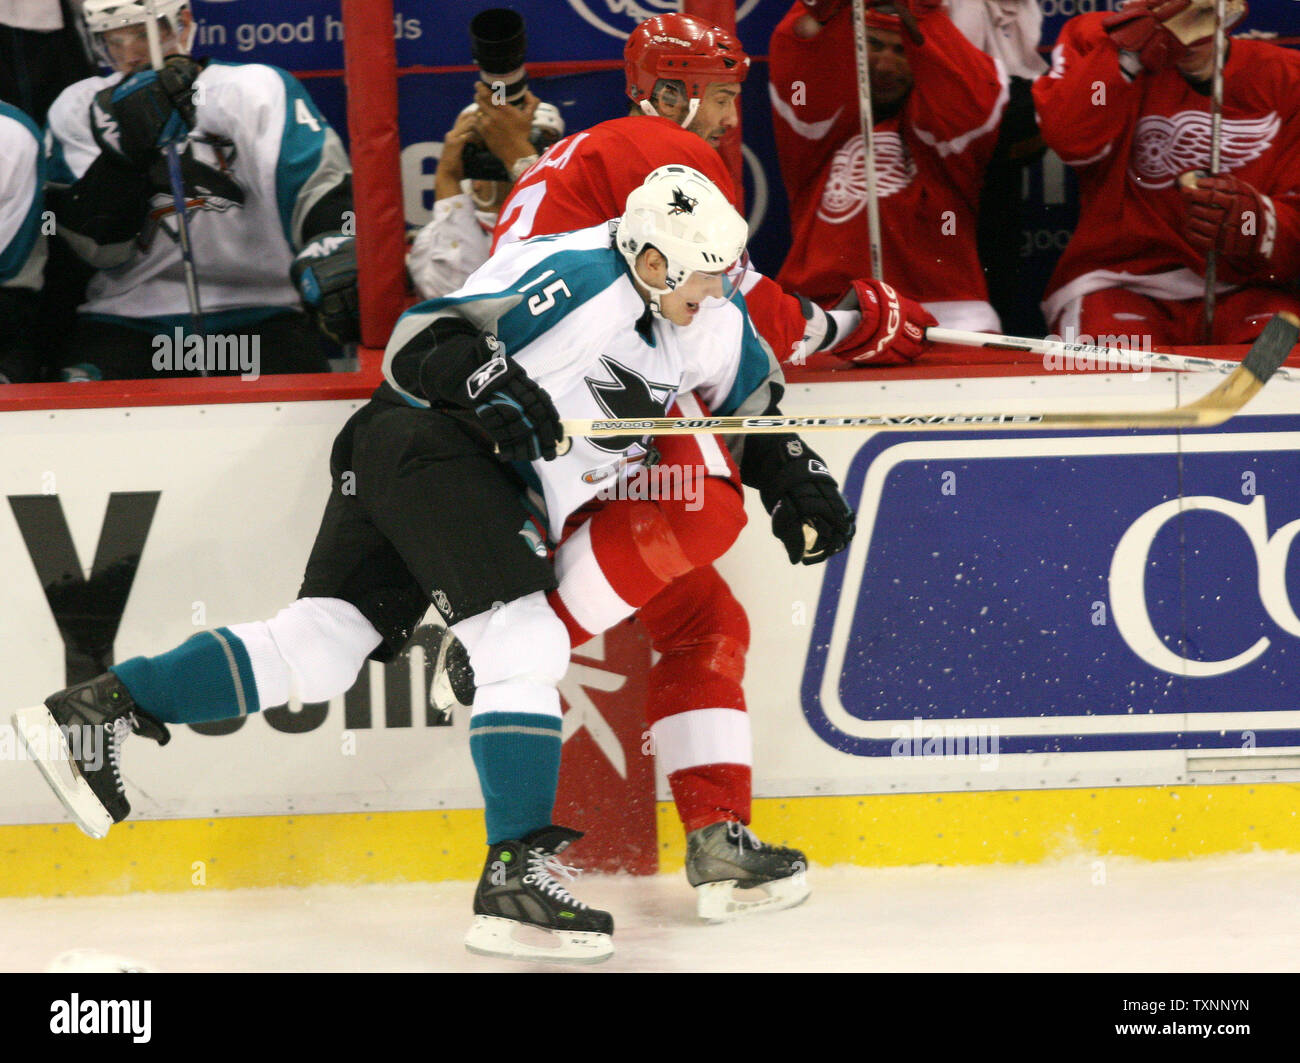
[[469, 711, 563, 844], [111, 628, 258, 724]]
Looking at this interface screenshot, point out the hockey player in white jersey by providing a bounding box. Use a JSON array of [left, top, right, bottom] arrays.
[[44, 0, 357, 379], [12, 167, 853, 964], [0, 100, 46, 383]]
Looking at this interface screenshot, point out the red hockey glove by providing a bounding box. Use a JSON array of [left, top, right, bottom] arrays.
[[830, 279, 935, 364], [1178, 171, 1272, 261], [1101, 0, 1192, 73]]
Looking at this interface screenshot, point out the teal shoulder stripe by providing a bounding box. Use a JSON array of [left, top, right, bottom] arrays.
[[0, 103, 45, 282], [494, 247, 622, 353], [270, 66, 328, 244], [717, 298, 774, 416], [397, 246, 622, 354]]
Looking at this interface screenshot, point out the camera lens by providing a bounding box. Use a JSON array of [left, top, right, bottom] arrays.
[[469, 9, 527, 76]]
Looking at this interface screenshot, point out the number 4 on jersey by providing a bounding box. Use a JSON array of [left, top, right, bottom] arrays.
[[295, 97, 321, 131]]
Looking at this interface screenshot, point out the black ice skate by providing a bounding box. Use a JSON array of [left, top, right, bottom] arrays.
[[11, 672, 170, 839], [685, 820, 811, 922], [464, 825, 614, 964], [429, 626, 475, 723]]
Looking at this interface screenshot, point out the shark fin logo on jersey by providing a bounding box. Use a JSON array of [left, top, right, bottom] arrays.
[[668, 186, 698, 216], [584, 357, 675, 454], [139, 137, 246, 250]]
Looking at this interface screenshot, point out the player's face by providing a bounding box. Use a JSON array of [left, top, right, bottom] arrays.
[[686, 83, 742, 148], [867, 28, 912, 108], [1177, 40, 1216, 81], [99, 15, 185, 74], [658, 270, 726, 326]]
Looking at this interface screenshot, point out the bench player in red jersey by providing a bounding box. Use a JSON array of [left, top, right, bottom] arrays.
[[768, 0, 1010, 333], [460, 15, 878, 920], [1034, 4, 1300, 344]]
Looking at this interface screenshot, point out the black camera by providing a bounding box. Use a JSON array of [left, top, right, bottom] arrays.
[[462, 8, 538, 182]]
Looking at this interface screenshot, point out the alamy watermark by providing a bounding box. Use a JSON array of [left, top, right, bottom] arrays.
[[889, 717, 1000, 772], [1041, 327, 1154, 374], [592, 462, 704, 511], [151, 327, 261, 380], [1, 722, 103, 771]]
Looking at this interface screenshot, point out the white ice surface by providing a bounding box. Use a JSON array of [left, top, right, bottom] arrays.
[[3, 853, 1298, 973]]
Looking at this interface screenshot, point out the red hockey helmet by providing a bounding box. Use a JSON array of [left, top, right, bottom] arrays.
[[624, 14, 750, 107]]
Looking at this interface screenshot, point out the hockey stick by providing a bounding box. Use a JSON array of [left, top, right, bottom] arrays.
[[1199, 0, 1228, 344], [851, 0, 884, 281], [556, 313, 1297, 441], [145, 0, 206, 375], [925, 325, 1300, 384]]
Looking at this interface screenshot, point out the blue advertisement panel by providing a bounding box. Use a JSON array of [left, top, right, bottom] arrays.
[[802, 416, 1300, 756]]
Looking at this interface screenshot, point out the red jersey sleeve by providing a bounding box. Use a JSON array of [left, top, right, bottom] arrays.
[[1033, 14, 1145, 169], [904, 10, 1008, 189], [768, 3, 862, 211], [492, 116, 738, 252]]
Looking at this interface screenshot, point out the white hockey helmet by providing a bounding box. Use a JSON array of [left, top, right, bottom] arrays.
[[616, 164, 748, 317], [83, 0, 194, 70], [532, 101, 565, 142]]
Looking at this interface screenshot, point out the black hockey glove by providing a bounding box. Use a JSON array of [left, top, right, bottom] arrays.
[[390, 319, 564, 461], [458, 335, 564, 462], [744, 434, 855, 565], [91, 56, 202, 169], [291, 232, 360, 344]]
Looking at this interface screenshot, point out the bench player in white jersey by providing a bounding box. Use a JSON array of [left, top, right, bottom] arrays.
[[0, 100, 46, 383], [43, 0, 358, 379], [13, 167, 854, 964]]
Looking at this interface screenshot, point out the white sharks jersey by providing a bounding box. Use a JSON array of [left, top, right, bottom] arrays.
[[384, 222, 782, 537], [0, 102, 45, 289], [46, 60, 349, 323]]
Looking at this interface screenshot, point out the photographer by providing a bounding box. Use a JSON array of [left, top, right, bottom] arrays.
[[408, 87, 563, 300], [407, 10, 563, 300]]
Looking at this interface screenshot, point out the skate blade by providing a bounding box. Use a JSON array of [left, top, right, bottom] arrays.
[[464, 915, 613, 965], [10, 706, 112, 839], [695, 874, 812, 923]]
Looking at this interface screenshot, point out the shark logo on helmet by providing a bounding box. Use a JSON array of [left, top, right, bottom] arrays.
[[668, 187, 698, 216]]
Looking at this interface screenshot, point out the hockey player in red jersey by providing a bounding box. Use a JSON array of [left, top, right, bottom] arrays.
[[1034, 4, 1300, 344], [494, 13, 934, 370], [468, 14, 868, 920], [769, 0, 1009, 333]]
